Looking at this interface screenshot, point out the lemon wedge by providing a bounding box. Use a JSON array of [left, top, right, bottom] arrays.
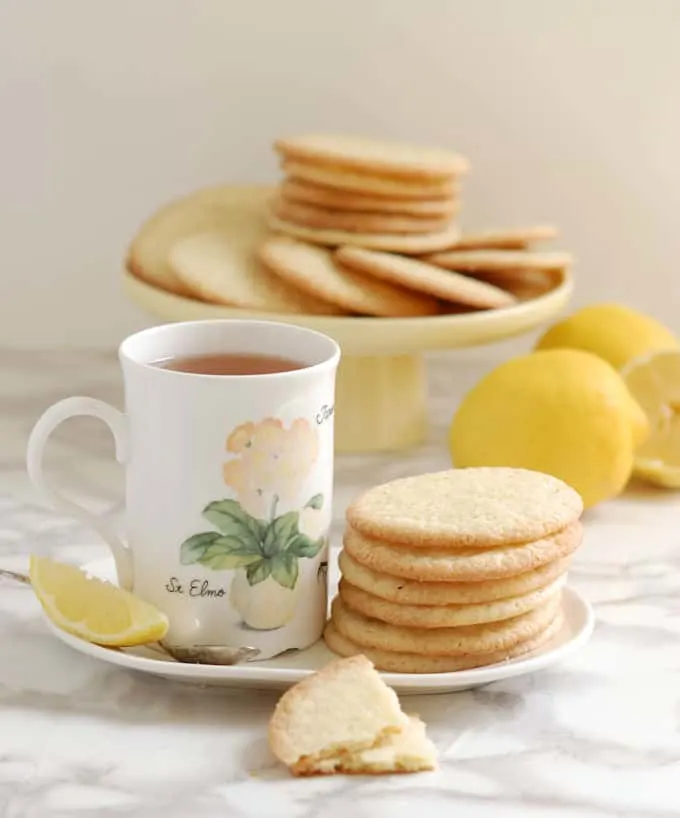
[[622, 350, 680, 488], [29, 555, 169, 647]]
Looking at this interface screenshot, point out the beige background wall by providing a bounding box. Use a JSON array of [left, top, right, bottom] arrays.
[[1, 0, 678, 348]]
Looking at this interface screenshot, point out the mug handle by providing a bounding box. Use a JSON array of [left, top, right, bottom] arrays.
[[26, 396, 134, 590]]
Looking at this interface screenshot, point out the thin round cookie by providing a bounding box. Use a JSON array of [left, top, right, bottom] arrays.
[[330, 594, 562, 657], [283, 161, 458, 200], [425, 249, 573, 271], [335, 247, 515, 310], [343, 522, 582, 582], [472, 268, 562, 300], [169, 231, 343, 314], [126, 185, 275, 297], [346, 467, 584, 548], [338, 549, 572, 605], [338, 575, 565, 629], [272, 198, 452, 235], [280, 179, 459, 217], [258, 236, 440, 317], [323, 612, 564, 673], [274, 134, 469, 181], [268, 215, 461, 255], [450, 226, 559, 250]]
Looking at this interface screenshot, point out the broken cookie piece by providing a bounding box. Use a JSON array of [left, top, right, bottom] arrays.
[[268, 655, 437, 776]]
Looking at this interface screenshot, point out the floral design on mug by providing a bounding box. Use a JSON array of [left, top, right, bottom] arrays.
[[179, 417, 327, 630], [222, 417, 319, 518]]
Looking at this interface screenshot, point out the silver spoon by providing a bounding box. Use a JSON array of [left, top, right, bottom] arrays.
[[0, 568, 260, 666]]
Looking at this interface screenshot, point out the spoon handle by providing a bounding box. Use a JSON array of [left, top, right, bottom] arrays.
[[0, 569, 30, 585]]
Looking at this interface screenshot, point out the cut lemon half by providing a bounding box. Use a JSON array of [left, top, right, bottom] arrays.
[[29, 555, 169, 647], [621, 349, 680, 488]]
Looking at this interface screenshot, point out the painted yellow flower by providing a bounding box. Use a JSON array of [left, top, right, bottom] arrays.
[[222, 417, 319, 514], [225, 422, 257, 454]]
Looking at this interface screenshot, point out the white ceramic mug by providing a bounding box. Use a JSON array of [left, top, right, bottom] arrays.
[[27, 319, 340, 659]]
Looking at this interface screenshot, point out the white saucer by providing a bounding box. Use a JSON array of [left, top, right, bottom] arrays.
[[44, 557, 594, 695]]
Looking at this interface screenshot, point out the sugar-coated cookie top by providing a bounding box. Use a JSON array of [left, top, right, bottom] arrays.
[[274, 134, 469, 181], [346, 467, 583, 548], [268, 655, 407, 768]]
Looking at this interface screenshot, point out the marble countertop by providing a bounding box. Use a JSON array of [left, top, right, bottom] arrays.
[[2, 349, 680, 818]]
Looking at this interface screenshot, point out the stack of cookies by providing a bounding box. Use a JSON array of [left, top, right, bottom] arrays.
[[269, 133, 467, 255], [324, 467, 584, 673]]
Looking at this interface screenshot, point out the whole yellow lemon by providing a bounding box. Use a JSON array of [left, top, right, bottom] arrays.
[[449, 348, 648, 508], [535, 303, 678, 370]]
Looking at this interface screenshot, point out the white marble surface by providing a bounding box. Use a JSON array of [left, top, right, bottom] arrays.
[[2, 350, 680, 817]]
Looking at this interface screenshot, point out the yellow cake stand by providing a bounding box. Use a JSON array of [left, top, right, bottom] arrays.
[[123, 267, 572, 453]]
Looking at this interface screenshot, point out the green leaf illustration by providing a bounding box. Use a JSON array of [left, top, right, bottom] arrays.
[[251, 517, 269, 540], [305, 493, 324, 510], [262, 511, 300, 557], [202, 499, 263, 552], [200, 537, 263, 570], [180, 532, 223, 565], [287, 533, 326, 559], [271, 551, 299, 590], [246, 558, 272, 586]]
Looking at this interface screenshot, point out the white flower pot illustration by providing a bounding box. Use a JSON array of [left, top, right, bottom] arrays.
[[230, 571, 301, 630]]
